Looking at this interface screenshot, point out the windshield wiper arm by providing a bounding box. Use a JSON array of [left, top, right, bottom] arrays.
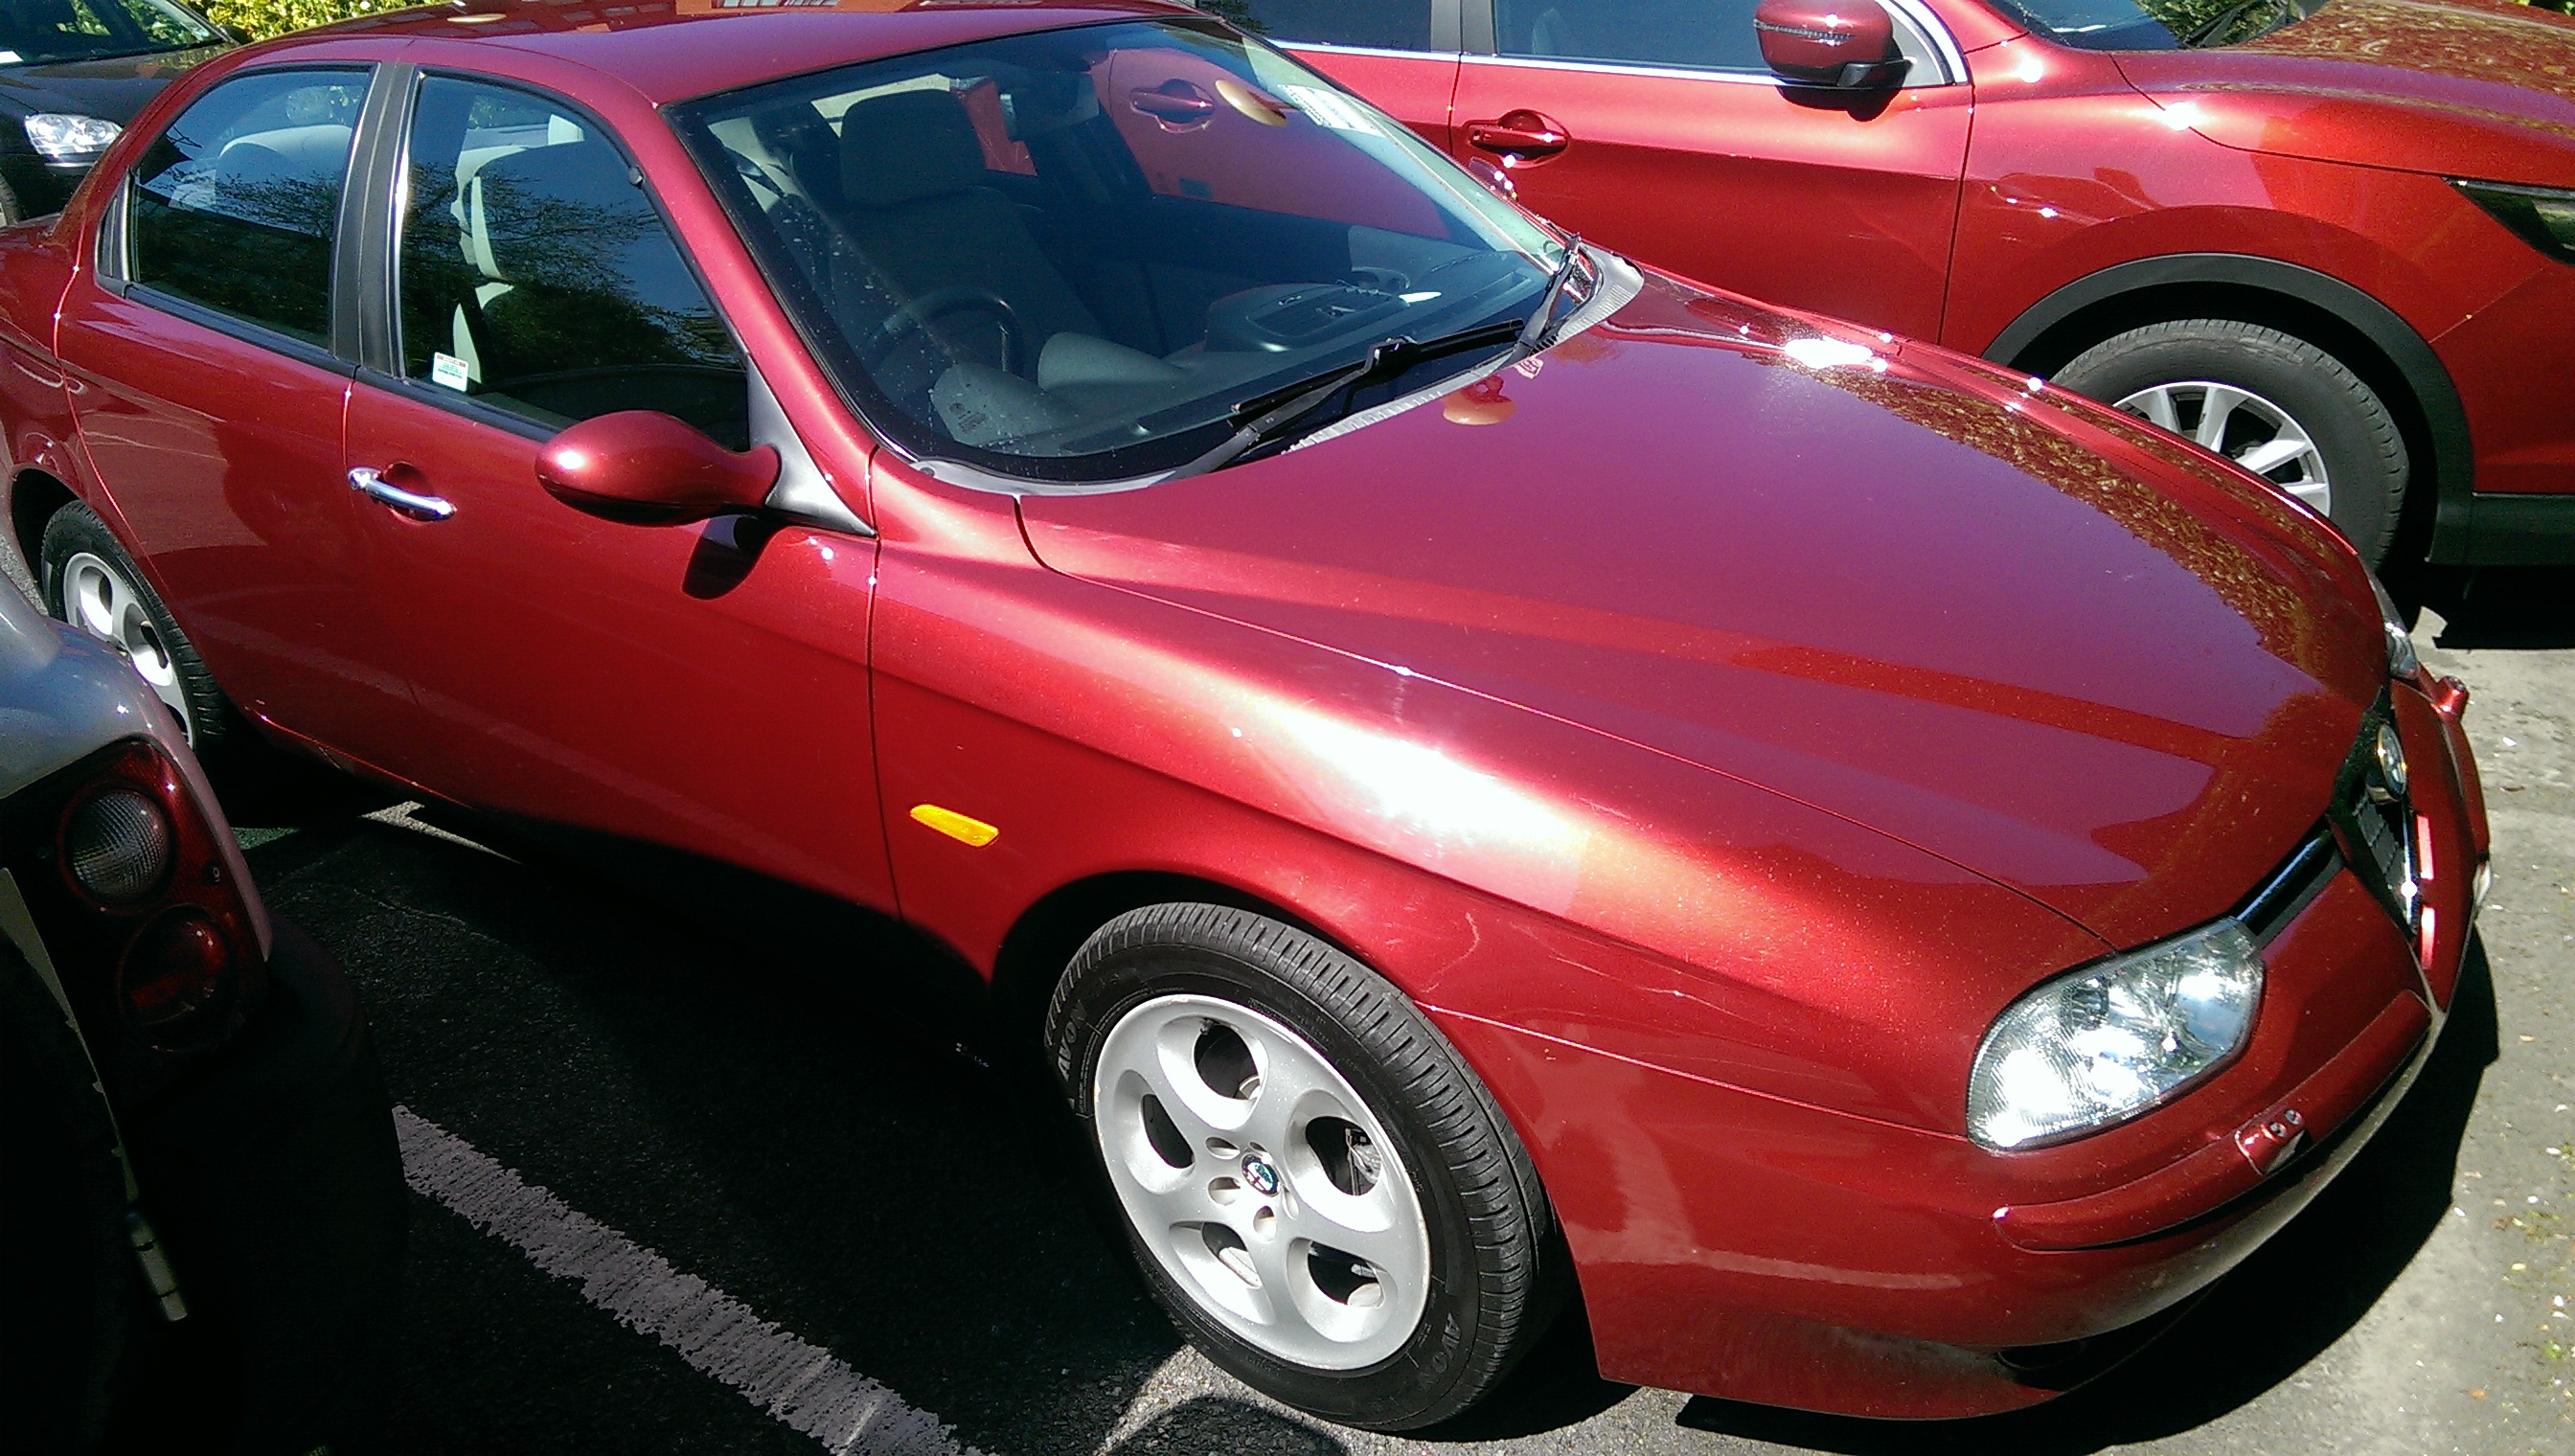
[[1170, 321, 1527, 479], [1515, 234, 1588, 356]]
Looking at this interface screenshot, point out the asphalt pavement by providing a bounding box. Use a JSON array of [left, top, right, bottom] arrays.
[[187, 567, 2575, 1456]]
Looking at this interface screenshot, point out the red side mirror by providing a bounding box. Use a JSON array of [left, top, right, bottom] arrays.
[[536, 411, 780, 525], [1754, 0, 1909, 90]]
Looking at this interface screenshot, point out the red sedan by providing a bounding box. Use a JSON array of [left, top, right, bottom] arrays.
[[0, 0, 2490, 1431], [1223, 0, 2575, 571]]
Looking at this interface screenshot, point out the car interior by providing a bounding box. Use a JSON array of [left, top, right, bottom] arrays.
[[683, 23, 1556, 472]]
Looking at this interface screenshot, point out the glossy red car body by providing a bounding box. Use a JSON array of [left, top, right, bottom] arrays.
[[0, 0, 2490, 1421], [1277, 0, 2575, 566]]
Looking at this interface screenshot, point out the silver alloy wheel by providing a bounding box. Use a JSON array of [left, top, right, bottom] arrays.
[[2112, 379, 2331, 515], [59, 550, 194, 742], [1092, 992, 1431, 1371]]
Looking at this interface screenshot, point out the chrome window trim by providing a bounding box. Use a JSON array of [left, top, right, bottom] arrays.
[[1279, 40, 1459, 60], [1883, 0, 1969, 83]]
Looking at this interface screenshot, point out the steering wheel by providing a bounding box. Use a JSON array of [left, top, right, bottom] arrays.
[[874, 284, 1031, 378]]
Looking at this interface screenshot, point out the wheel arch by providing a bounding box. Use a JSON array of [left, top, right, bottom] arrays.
[[9, 466, 74, 590], [1983, 254, 2474, 562], [987, 869, 1358, 1055]]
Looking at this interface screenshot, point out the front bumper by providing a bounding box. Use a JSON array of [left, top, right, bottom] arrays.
[[111, 917, 408, 1453], [1432, 675, 2485, 1419]]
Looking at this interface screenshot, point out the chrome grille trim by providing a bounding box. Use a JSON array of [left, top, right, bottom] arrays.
[[2327, 694, 2418, 937]]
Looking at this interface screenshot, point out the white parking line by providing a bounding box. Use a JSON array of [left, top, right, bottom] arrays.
[[394, 1105, 981, 1456]]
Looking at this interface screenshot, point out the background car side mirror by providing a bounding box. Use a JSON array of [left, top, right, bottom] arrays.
[[536, 412, 780, 525], [1754, 0, 1910, 91]]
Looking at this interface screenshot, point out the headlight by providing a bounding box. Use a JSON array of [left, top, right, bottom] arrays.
[[2453, 178, 2575, 265], [22, 113, 123, 162], [1968, 920, 2263, 1149], [2368, 572, 2419, 679]]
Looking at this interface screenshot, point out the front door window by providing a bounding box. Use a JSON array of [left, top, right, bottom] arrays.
[[393, 75, 749, 446]]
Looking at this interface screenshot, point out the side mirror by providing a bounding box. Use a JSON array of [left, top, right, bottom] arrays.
[[536, 411, 780, 525], [1754, 0, 1910, 90]]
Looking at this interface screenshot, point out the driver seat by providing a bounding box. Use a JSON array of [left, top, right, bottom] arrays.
[[830, 89, 1100, 361]]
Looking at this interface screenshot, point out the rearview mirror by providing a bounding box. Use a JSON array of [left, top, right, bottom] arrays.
[[1754, 0, 1910, 90], [536, 412, 780, 525]]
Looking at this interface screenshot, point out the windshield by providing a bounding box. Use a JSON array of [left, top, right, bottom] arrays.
[[0, 0, 218, 66], [672, 18, 1569, 482], [1983, 0, 2322, 51]]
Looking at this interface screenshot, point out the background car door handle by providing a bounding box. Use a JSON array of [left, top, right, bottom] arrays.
[[1465, 111, 1571, 162], [348, 466, 456, 522]]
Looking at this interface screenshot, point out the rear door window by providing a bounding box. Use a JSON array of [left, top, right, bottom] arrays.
[[1195, 1, 1437, 51], [392, 75, 748, 445], [125, 68, 371, 346]]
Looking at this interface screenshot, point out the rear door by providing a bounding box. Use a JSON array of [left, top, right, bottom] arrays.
[[54, 64, 416, 760], [1218, 0, 1464, 148], [335, 71, 893, 910], [1447, 0, 1971, 339]]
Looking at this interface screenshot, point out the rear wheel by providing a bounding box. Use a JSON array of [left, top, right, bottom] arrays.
[[39, 503, 235, 753], [1046, 903, 1561, 1431], [2053, 320, 2409, 565]]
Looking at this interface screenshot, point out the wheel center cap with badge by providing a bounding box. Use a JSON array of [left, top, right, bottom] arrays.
[[1242, 1150, 1281, 1197]]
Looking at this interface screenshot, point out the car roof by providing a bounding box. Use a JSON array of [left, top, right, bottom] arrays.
[[297, 0, 1204, 104]]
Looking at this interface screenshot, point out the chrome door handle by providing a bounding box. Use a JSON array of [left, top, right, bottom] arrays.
[[348, 466, 456, 522]]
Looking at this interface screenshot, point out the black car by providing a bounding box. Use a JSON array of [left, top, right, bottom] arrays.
[[0, 579, 404, 1455], [0, 0, 235, 223]]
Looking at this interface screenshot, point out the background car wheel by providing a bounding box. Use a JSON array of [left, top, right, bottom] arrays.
[[2053, 320, 2409, 565], [39, 503, 235, 753], [0, 175, 21, 227], [1046, 903, 1562, 1431]]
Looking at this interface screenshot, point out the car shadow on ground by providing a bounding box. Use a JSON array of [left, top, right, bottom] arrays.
[[2405, 565, 2575, 650], [1675, 937, 2502, 1455], [233, 807, 2500, 1456]]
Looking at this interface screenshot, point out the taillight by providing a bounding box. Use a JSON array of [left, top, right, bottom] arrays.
[[5, 738, 266, 1083]]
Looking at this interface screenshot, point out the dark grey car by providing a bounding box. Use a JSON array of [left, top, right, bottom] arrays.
[[0, 581, 401, 1455]]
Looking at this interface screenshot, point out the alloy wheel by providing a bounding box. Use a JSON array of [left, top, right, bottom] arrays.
[[1091, 992, 1431, 1371], [2112, 379, 2331, 515], [59, 551, 194, 742]]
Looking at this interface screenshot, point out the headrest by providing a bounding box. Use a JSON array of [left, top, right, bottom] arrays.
[[839, 90, 989, 211], [465, 139, 640, 284]]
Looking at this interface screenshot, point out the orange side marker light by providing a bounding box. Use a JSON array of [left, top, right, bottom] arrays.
[[910, 804, 1000, 848]]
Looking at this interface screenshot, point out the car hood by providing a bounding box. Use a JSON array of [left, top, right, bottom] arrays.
[[0, 46, 225, 125], [1017, 276, 2391, 951], [2115, 0, 2575, 187]]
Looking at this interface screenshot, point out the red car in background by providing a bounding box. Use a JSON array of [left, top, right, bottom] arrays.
[[0, 0, 2493, 1433], [1210, 0, 2575, 571]]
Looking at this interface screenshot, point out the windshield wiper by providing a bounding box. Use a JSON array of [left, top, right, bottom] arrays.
[[1515, 235, 1589, 356], [1171, 320, 1527, 478], [1166, 244, 1595, 480], [2179, 0, 2290, 47]]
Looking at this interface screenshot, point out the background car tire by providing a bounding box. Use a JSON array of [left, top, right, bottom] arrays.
[[39, 502, 236, 754], [2054, 320, 2409, 565], [1, 942, 134, 1455], [0, 175, 21, 228], [1046, 903, 1562, 1431]]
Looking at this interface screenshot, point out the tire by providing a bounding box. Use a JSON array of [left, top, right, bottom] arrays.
[[39, 502, 236, 753], [2053, 320, 2409, 565], [2, 942, 134, 1455], [1045, 903, 1561, 1431]]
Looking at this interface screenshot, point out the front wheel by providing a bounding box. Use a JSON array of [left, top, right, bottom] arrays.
[[2053, 320, 2409, 565], [1046, 904, 1561, 1431]]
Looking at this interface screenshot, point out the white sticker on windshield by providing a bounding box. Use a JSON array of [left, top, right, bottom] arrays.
[[1279, 85, 1379, 136], [0, 52, 19, 63], [430, 353, 472, 392]]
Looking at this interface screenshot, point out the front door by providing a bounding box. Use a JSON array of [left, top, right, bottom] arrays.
[[54, 65, 413, 758], [1448, 0, 1971, 340], [339, 72, 892, 909]]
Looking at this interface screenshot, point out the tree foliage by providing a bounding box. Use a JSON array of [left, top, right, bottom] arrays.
[[196, 0, 395, 40]]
